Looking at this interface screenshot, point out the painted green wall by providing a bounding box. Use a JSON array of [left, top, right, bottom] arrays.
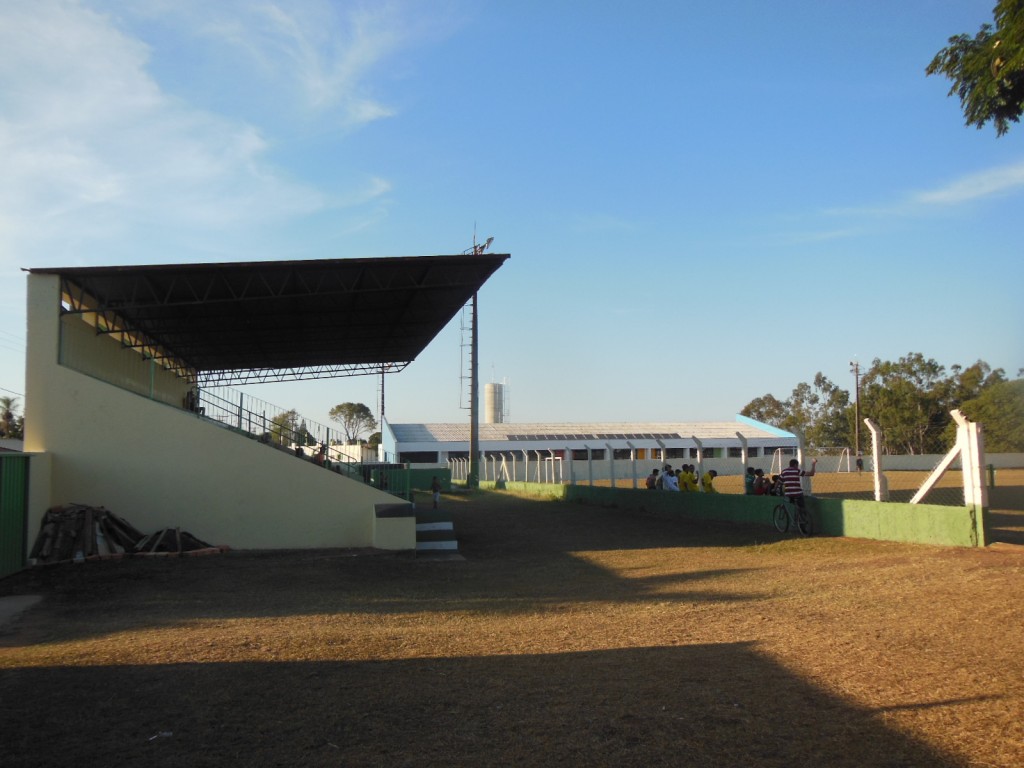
[[485, 484, 988, 548]]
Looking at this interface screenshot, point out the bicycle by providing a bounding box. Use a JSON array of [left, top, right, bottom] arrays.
[[772, 496, 813, 536]]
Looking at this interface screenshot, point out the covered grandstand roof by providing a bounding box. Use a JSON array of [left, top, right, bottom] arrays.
[[30, 254, 509, 385]]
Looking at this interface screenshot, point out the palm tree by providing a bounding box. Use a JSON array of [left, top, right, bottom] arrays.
[[0, 395, 21, 438]]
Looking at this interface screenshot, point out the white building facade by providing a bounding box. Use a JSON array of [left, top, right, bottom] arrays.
[[382, 417, 799, 483]]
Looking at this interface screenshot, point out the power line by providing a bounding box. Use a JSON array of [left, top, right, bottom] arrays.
[[0, 386, 25, 397]]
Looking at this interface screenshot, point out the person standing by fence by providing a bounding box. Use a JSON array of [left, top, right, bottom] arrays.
[[780, 458, 816, 511]]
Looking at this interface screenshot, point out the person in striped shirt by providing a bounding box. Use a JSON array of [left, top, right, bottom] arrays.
[[779, 458, 817, 512]]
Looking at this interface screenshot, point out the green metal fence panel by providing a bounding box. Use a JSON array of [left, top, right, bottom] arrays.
[[0, 454, 29, 578]]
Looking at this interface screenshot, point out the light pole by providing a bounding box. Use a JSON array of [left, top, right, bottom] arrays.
[[465, 236, 493, 489], [849, 360, 861, 457]]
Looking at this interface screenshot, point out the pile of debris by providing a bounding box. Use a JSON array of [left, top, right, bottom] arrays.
[[29, 504, 226, 565]]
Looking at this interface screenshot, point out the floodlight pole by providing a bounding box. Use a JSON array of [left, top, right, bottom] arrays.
[[467, 289, 480, 488], [849, 360, 861, 456], [465, 235, 493, 489]]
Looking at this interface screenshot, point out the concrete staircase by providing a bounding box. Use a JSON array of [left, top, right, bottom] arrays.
[[415, 508, 461, 560]]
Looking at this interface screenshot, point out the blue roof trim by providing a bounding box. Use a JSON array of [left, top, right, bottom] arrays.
[[735, 414, 794, 438]]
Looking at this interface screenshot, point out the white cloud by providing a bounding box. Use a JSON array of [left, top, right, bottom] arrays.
[[913, 161, 1024, 205], [124, 0, 444, 127], [823, 159, 1024, 220], [0, 0, 444, 272]]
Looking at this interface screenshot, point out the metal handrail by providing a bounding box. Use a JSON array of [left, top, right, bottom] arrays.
[[192, 386, 412, 498], [196, 386, 360, 473]]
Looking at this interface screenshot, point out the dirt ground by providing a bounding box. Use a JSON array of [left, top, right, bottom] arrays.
[[1, 491, 1022, 767]]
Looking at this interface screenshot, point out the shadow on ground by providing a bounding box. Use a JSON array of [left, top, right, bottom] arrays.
[[0, 643, 965, 768]]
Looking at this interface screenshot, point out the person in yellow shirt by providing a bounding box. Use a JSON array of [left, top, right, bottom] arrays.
[[701, 469, 718, 493], [679, 464, 698, 492]]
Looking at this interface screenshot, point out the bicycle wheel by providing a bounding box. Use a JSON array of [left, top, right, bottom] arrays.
[[795, 505, 813, 537], [772, 503, 789, 533]]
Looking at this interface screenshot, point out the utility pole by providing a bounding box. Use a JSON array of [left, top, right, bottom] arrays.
[[849, 360, 861, 456], [465, 235, 493, 489]]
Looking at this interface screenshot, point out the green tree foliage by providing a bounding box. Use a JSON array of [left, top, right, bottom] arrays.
[[741, 375, 850, 449], [740, 393, 788, 426], [860, 355, 1007, 454], [328, 402, 377, 445], [295, 419, 315, 447], [859, 354, 949, 455], [0, 396, 23, 439], [926, 0, 1024, 136], [958, 378, 1024, 452], [741, 355, 1015, 454], [269, 409, 299, 446]]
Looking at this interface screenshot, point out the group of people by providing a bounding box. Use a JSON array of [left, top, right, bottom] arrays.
[[645, 464, 717, 493], [744, 460, 817, 513]]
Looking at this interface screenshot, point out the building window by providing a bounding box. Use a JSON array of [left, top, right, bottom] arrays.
[[613, 448, 631, 460], [665, 448, 686, 459], [571, 449, 588, 461], [728, 447, 743, 458], [590, 449, 606, 461]]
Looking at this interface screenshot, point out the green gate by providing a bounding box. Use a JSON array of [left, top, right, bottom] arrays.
[[0, 454, 29, 578]]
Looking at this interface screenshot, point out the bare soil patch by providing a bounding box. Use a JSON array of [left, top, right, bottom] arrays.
[[1, 490, 1022, 767]]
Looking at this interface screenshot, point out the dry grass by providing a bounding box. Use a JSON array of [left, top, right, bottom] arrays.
[[1, 491, 1022, 767]]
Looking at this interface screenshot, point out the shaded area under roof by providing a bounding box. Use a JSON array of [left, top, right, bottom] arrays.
[[30, 254, 509, 385]]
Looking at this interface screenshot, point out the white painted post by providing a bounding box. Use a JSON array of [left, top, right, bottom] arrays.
[[627, 441, 637, 489], [865, 418, 889, 502], [522, 450, 529, 485], [566, 445, 575, 485], [691, 435, 705, 492], [606, 443, 615, 488], [736, 432, 748, 473], [586, 445, 594, 486], [953, 409, 988, 511]]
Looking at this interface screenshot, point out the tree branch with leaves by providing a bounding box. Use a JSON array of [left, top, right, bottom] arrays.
[[926, 0, 1024, 136], [328, 402, 377, 445]]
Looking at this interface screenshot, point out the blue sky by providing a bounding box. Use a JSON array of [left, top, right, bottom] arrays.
[[1, 0, 1021, 428]]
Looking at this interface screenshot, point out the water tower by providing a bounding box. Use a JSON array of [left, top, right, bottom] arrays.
[[484, 381, 506, 424]]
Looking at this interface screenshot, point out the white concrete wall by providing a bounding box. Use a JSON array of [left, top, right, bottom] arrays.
[[24, 273, 404, 550]]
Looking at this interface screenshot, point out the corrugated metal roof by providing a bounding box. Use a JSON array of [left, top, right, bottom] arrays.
[[31, 254, 509, 385], [390, 421, 792, 444]]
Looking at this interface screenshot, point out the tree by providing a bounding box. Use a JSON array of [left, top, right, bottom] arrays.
[[958, 378, 1024, 452], [859, 354, 949, 454], [740, 393, 788, 427], [804, 373, 852, 449], [328, 402, 377, 445], [926, 0, 1024, 136], [741, 355, 1011, 456], [295, 419, 315, 447], [740, 375, 851, 450], [0, 396, 22, 439], [269, 409, 299, 446]]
